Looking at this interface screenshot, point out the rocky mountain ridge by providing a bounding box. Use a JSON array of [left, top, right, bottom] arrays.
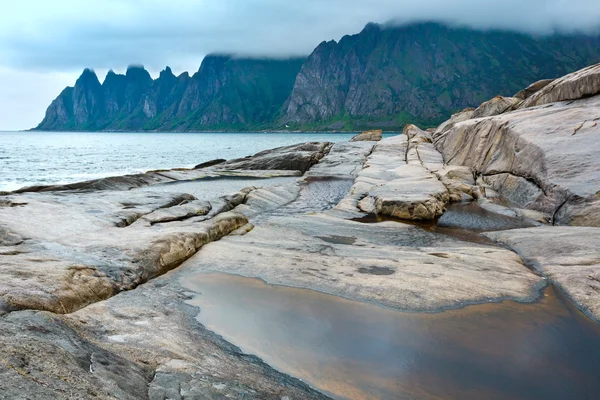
[[35, 22, 600, 131], [36, 56, 305, 131]]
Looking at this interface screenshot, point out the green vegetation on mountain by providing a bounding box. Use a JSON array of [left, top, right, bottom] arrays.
[[35, 22, 600, 132]]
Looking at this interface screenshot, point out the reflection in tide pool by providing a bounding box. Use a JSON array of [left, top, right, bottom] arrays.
[[184, 273, 600, 400]]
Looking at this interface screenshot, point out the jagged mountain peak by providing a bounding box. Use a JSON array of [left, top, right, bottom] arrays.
[[125, 65, 152, 81], [76, 68, 101, 86], [160, 66, 175, 78], [35, 22, 600, 132]]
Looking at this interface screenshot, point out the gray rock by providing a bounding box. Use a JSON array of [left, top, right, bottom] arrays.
[[514, 78, 554, 100], [485, 227, 600, 321], [304, 141, 375, 179], [217, 142, 333, 173], [350, 129, 382, 142], [340, 129, 450, 220], [434, 91, 600, 226], [470, 96, 521, 118], [193, 158, 226, 169], [0, 187, 249, 314], [190, 210, 542, 312], [519, 63, 600, 109]]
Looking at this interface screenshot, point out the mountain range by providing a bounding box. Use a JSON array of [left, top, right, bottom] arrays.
[[35, 22, 600, 132]]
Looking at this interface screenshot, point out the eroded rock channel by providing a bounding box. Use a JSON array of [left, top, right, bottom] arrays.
[[1, 65, 600, 399]]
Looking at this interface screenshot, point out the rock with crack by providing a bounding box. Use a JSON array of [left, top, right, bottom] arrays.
[[471, 96, 521, 118], [234, 184, 302, 219], [188, 212, 543, 311], [518, 63, 600, 109], [485, 226, 600, 321], [433, 65, 600, 226], [305, 141, 375, 179], [514, 78, 554, 100], [404, 125, 480, 204], [350, 129, 382, 142], [0, 272, 330, 399], [138, 200, 212, 225], [337, 130, 450, 220], [0, 187, 249, 314], [216, 142, 333, 173]]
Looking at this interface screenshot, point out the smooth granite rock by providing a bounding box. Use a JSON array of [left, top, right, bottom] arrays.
[[486, 227, 600, 321], [518, 63, 600, 109], [337, 132, 450, 220], [471, 96, 521, 119], [514, 78, 554, 100], [217, 142, 333, 173], [350, 129, 383, 142], [304, 141, 375, 179], [434, 92, 600, 226], [0, 188, 250, 314], [191, 210, 542, 312]]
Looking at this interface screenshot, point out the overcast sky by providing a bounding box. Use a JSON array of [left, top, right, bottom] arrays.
[[1, 0, 599, 131]]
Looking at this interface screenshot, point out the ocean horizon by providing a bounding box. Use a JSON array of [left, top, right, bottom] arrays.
[[0, 131, 398, 191]]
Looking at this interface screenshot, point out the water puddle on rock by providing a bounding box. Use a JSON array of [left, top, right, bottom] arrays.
[[257, 178, 354, 220], [184, 273, 600, 400], [354, 202, 536, 245]]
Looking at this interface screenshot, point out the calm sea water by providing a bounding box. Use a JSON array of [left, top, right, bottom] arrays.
[[0, 131, 382, 191]]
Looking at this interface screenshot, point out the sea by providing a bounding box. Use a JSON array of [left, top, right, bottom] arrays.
[[0, 131, 394, 192]]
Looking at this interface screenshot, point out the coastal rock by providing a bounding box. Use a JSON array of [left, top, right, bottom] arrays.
[[304, 141, 375, 179], [486, 227, 600, 321], [434, 81, 600, 226], [518, 63, 600, 109], [193, 158, 226, 169], [434, 108, 475, 136], [350, 129, 382, 142], [0, 188, 248, 313], [191, 211, 542, 312], [514, 78, 554, 100], [217, 142, 333, 173], [470, 96, 521, 118], [340, 130, 450, 220], [0, 280, 329, 399], [0, 311, 154, 399], [138, 200, 212, 225], [361, 165, 449, 220]]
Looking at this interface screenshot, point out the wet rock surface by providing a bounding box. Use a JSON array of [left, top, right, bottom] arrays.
[[486, 227, 600, 321], [0, 280, 329, 400], [338, 132, 450, 221], [191, 212, 542, 311]]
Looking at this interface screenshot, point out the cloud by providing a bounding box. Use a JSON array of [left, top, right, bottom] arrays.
[[0, 67, 78, 131], [0, 0, 599, 130], [0, 0, 599, 73]]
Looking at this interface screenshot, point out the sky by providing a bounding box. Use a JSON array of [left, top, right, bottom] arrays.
[[1, 0, 599, 131]]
